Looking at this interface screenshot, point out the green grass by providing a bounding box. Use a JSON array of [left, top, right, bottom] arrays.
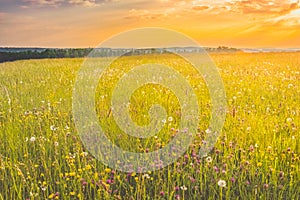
[[0, 52, 299, 199]]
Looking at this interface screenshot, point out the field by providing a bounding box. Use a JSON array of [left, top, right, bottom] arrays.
[[0, 52, 299, 199]]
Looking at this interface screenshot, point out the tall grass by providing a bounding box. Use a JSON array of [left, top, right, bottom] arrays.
[[0, 52, 299, 199]]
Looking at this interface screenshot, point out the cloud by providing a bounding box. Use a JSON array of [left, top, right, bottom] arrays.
[[267, 8, 300, 27], [68, 0, 99, 7], [126, 1, 212, 20], [227, 0, 300, 15], [154, 0, 300, 16], [192, 5, 210, 11], [127, 8, 169, 20], [22, 0, 105, 7], [22, 0, 64, 6]]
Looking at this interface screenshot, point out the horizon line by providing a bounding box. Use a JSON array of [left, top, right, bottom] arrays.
[[1, 46, 300, 50]]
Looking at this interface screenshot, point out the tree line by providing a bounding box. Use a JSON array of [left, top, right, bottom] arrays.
[[0, 48, 93, 63], [0, 46, 240, 63]]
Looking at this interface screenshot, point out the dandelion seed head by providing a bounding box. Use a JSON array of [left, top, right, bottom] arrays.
[[217, 180, 226, 187], [30, 137, 36, 142]]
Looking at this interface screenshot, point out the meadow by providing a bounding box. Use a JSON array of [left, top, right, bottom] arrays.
[[0, 52, 299, 199]]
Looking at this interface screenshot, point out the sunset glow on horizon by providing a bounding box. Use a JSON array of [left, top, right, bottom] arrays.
[[0, 0, 300, 48]]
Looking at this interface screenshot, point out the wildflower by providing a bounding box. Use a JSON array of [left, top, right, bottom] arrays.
[[263, 184, 269, 189], [50, 125, 57, 131], [48, 194, 55, 199], [286, 118, 293, 123], [257, 162, 263, 167], [159, 191, 165, 196], [205, 156, 212, 163], [80, 152, 88, 157], [292, 136, 295, 140], [104, 168, 111, 173], [162, 119, 166, 124], [249, 145, 254, 151], [168, 116, 173, 122], [205, 129, 212, 134], [217, 180, 226, 187], [230, 177, 236, 183], [69, 172, 76, 177], [70, 192, 75, 196], [142, 174, 150, 179], [213, 166, 219, 173], [180, 185, 187, 191], [30, 137, 36, 142], [54, 142, 59, 146], [131, 172, 136, 177], [85, 165, 92, 170]]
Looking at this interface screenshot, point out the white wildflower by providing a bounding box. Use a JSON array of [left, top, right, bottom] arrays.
[[168, 116, 173, 122], [217, 180, 226, 187], [180, 185, 187, 191], [142, 174, 150, 179], [50, 125, 57, 131], [30, 137, 36, 142], [205, 156, 212, 163], [205, 129, 212, 134]]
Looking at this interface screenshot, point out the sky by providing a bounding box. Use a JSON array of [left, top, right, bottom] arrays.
[[0, 0, 300, 48]]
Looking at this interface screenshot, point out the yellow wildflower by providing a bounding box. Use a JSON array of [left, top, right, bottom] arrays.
[[85, 165, 92, 170], [69, 172, 76, 177]]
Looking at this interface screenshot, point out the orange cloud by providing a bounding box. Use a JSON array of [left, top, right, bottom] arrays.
[[128, 9, 166, 20], [226, 0, 300, 15], [192, 5, 210, 11]]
